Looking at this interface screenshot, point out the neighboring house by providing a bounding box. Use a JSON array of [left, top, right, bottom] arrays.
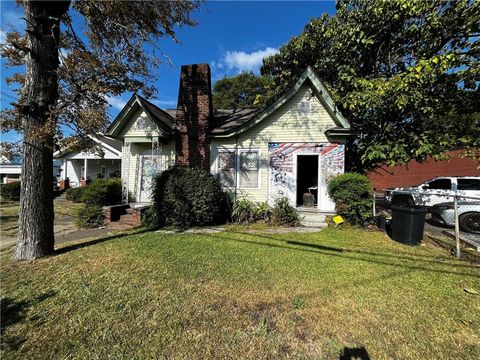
[[107, 64, 351, 212], [0, 155, 61, 184], [368, 150, 480, 191], [54, 134, 122, 187]]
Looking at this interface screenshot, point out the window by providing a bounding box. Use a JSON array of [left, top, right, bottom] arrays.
[[217, 150, 236, 187], [457, 179, 480, 191], [299, 100, 311, 116], [427, 179, 451, 190], [239, 150, 259, 188], [100, 165, 107, 179]]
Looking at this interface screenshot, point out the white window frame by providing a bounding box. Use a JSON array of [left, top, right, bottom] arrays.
[[215, 147, 237, 189], [215, 147, 262, 190], [237, 149, 261, 190]]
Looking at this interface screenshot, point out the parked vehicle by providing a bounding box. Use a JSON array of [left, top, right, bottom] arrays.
[[385, 176, 480, 208], [430, 201, 480, 234]]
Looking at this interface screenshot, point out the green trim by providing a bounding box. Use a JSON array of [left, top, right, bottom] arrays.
[[107, 94, 175, 138], [213, 66, 350, 138]]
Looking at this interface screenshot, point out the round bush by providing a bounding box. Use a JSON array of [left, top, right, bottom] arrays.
[[152, 166, 228, 228], [75, 205, 104, 228], [81, 179, 122, 206], [327, 173, 373, 223], [65, 187, 85, 203], [1, 181, 21, 201]]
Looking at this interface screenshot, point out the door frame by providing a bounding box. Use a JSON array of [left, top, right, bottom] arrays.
[[136, 148, 162, 203], [293, 153, 321, 209]]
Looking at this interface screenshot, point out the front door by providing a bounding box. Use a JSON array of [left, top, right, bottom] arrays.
[[296, 155, 319, 207], [138, 154, 161, 203]]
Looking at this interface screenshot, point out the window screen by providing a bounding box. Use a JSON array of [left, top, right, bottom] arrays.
[[217, 150, 236, 187], [239, 151, 259, 188]]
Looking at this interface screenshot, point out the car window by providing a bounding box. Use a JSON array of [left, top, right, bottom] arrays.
[[427, 179, 451, 190], [457, 179, 480, 191]]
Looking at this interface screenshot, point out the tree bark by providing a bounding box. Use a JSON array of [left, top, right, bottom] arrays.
[[14, 1, 70, 260]]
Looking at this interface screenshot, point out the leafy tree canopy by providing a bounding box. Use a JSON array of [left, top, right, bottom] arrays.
[[261, 0, 479, 170], [212, 72, 271, 110], [1, 0, 200, 150]]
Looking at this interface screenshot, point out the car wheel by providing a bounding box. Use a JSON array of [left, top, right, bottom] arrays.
[[459, 212, 480, 234]]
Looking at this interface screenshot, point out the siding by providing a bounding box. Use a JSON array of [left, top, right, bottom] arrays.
[[122, 139, 176, 201], [211, 83, 342, 203], [120, 109, 162, 138]]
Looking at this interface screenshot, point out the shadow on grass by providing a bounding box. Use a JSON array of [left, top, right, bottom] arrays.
[[54, 228, 152, 255], [247, 231, 476, 270], [339, 347, 370, 360], [202, 232, 479, 278], [1, 290, 57, 351]]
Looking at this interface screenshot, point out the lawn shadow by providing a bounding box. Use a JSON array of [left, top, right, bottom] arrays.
[[246, 231, 476, 270], [54, 228, 152, 255], [1, 290, 57, 351], [339, 346, 371, 360], [203, 232, 479, 278]]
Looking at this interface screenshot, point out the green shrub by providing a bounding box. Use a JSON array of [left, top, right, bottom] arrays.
[[152, 166, 228, 229], [75, 205, 104, 228], [1, 181, 21, 200], [65, 187, 85, 203], [271, 197, 301, 227], [141, 206, 162, 229], [81, 179, 122, 206], [327, 173, 373, 224], [232, 197, 271, 224]]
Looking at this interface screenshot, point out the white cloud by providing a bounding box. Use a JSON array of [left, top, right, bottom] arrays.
[[222, 47, 278, 73], [106, 95, 127, 111], [152, 99, 177, 108]]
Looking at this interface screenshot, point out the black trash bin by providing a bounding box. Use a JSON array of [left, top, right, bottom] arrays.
[[391, 205, 427, 246]]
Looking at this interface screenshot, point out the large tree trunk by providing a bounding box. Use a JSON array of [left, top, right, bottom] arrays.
[[14, 1, 70, 260]]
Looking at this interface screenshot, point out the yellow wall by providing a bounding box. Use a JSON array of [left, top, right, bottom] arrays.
[[210, 83, 343, 204]]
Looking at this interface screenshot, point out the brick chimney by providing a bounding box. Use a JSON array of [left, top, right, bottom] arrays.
[[174, 64, 213, 169]]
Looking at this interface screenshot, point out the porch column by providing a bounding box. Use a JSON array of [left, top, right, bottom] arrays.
[[63, 159, 67, 180], [84, 158, 88, 181]]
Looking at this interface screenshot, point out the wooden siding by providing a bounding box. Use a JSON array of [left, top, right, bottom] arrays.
[[122, 139, 176, 201], [211, 83, 342, 202], [120, 109, 162, 138]]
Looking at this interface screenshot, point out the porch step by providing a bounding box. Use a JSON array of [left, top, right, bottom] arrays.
[[119, 213, 140, 226], [298, 211, 328, 228]]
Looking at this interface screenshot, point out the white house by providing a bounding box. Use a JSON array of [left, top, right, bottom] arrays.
[[54, 134, 122, 187]]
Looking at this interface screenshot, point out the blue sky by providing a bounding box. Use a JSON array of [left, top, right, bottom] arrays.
[[1, 0, 337, 142]]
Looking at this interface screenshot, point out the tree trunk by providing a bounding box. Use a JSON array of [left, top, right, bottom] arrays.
[[14, 1, 70, 260]]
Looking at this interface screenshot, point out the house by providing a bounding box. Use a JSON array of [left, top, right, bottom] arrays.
[[368, 149, 480, 191], [54, 134, 122, 188], [107, 64, 351, 212], [0, 155, 61, 184]]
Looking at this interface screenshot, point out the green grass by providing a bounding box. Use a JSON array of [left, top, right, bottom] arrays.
[[0, 201, 83, 237], [1, 227, 479, 359]]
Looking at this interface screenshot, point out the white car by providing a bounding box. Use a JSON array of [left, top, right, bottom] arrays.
[[385, 176, 480, 208]]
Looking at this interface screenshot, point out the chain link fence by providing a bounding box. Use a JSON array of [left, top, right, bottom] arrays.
[[374, 189, 480, 257]]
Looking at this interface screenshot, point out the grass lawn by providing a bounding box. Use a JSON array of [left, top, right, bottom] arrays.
[[1, 227, 479, 359], [0, 200, 83, 238]]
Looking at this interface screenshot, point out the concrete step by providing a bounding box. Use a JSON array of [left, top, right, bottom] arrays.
[[298, 211, 328, 228]]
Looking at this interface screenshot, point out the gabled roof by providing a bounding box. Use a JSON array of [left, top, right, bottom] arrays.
[[211, 66, 350, 137], [107, 94, 175, 137], [53, 134, 122, 158]]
